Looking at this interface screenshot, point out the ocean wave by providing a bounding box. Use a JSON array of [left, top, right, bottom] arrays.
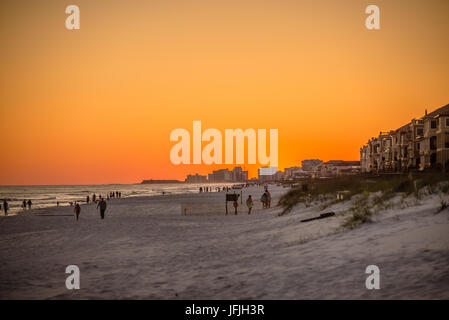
[[36, 196, 57, 201]]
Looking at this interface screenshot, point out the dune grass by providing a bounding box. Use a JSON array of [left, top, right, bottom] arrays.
[[436, 199, 448, 214], [278, 173, 449, 222]]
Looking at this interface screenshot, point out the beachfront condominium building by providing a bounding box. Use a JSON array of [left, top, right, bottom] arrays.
[[313, 160, 360, 177], [419, 110, 449, 170], [185, 174, 207, 183], [284, 166, 308, 181], [361, 104, 449, 173], [208, 169, 232, 182], [301, 159, 323, 171], [207, 167, 249, 183], [258, 166, 278, 182], [231, 167, 249, 182], [281, 161, 360, 181]]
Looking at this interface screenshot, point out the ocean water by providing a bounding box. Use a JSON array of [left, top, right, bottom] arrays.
[[0, 183, 234, 214]]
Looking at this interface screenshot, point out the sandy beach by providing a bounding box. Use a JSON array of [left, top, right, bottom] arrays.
[[0, 185, 448, 299]]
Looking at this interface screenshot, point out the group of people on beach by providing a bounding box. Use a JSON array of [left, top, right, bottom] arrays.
[[72, 191, 122, 221], [105, 191, 121, 201], [231, 186, 271, 215], [199, 186, 231, 193], [1, 199, 32, 216], [21, 199, 33, 210], [261, 187, 272, 209], [85, 191, 120, 204], [2, 186, 272, 218], [73, 195, 108, 221]]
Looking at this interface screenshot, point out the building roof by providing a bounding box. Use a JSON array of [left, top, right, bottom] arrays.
[[394, 122, 410, 133], [433, 113, 449, 118], [362, 103, 449, 148], [324, 160, 360, 166], [392, 104, 449, 132], [424, 104, 449, 118]]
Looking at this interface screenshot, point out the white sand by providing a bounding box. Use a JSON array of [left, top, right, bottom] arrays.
[[0, 185, 448, 299]]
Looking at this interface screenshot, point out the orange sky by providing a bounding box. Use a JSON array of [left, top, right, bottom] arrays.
[[1, 0, 448, 185]]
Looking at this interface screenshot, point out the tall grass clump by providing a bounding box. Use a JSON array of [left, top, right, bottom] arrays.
[[341, 196, 372, 229], [436, 199, 448, 214]]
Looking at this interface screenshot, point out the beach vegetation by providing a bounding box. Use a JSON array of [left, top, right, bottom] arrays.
[[436, 199, 448, 214], [278, 173, 449, 223]]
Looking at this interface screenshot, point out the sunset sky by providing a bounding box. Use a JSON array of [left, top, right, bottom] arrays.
[[1, 0, 448, 185]]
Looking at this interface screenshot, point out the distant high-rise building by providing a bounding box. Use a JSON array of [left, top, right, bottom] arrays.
[[258, 166, 277, 182], [231, 167, 248, 182], [185, 174, 207, 183], [209, 169, 232, 182], [241, 170, 248, 182], [188, 167, 249, 183]]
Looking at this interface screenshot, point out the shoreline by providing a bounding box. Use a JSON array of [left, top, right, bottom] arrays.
[[0, 182, 245, 216]]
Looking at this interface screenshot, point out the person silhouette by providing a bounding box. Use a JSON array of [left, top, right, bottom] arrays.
[[246, 195, 253, 214], [74, 202, 81, 221], [97, 197, 107, 219], [233, 197, 239, 215], [3, 200, 9, 216]]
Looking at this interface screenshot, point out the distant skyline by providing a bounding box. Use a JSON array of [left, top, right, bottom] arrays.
[[1, 0, 448, 185]]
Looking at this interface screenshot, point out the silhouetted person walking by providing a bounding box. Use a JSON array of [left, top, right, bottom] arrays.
[[266, 190, 271, 208], [3, 200, 8, 216], [97, 197, 107, 219], [261, 192, 268, 209], [74, 202, 81, 221], [27, 199, 32, 210], [246, 195, 253, 214]]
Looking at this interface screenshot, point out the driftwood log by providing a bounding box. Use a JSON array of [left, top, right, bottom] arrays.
[[300, 212, 335, 223]]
